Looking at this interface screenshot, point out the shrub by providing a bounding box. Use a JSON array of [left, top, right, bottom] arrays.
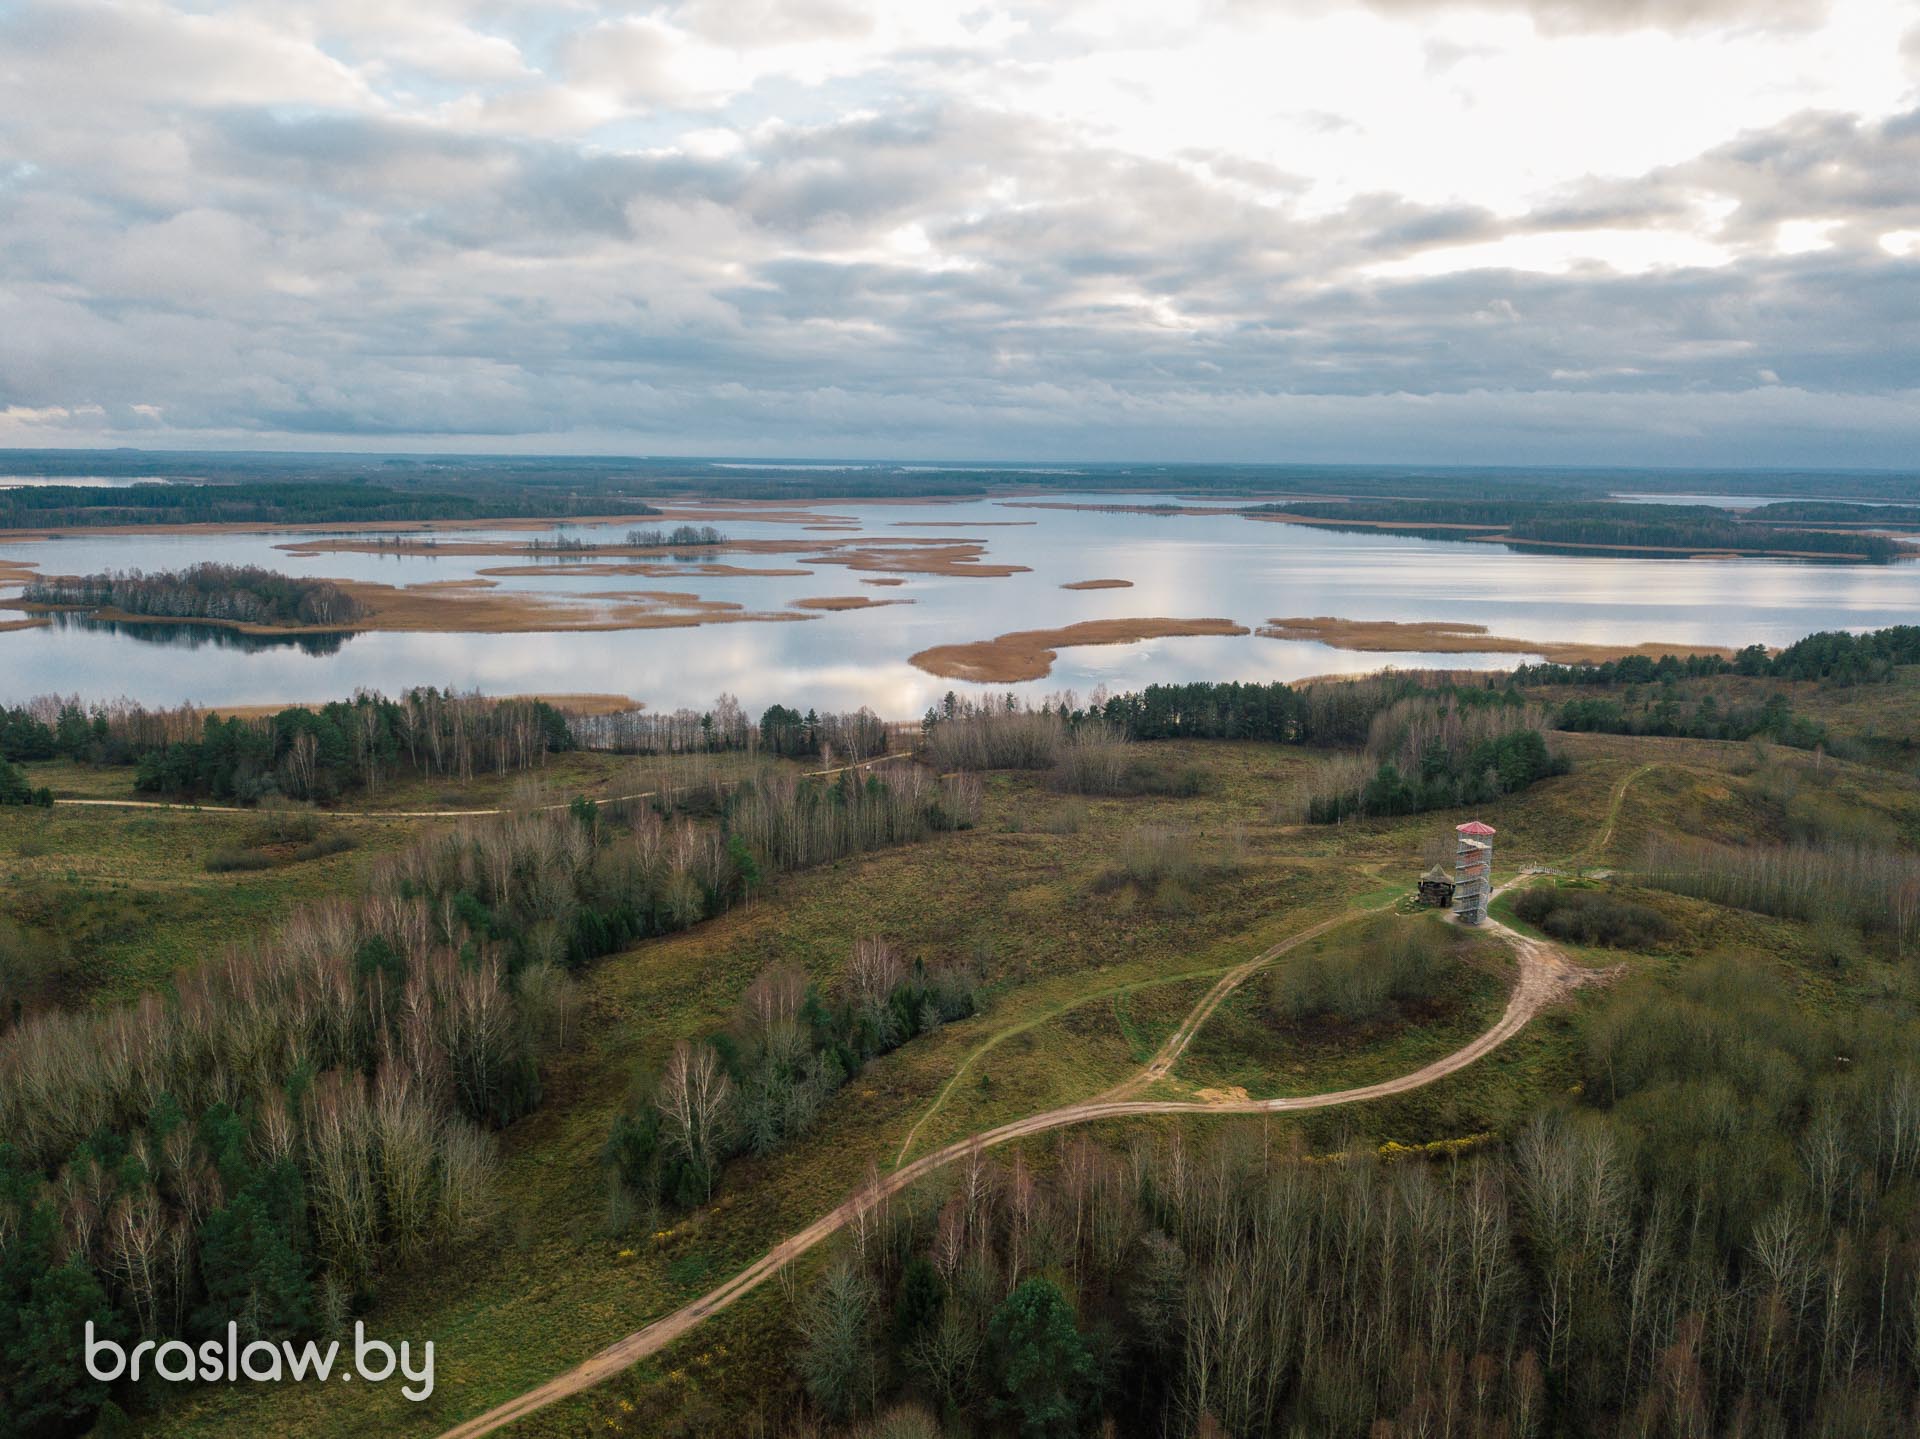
[[0, 757, 53, 807], [924, 703, 1063, 771], [1268, 916, 1457, 1026], [1095, 825, 1197, 893], [203, 846, 279, 873], [1049, 723, 1130, 794], [203, 831, 354, 872], [1510, 886, 1675, 949]]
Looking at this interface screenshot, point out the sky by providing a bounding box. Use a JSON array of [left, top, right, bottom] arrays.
[[0, 0, 1917, 467]]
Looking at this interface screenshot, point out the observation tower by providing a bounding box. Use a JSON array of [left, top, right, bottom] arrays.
[[1454, 821, 1495, 924]]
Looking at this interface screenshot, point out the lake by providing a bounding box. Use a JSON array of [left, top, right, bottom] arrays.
[[3, 493, 1917, 715]]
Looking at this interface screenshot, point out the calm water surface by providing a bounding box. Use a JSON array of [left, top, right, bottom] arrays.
[[2, 494, 1915, 715]]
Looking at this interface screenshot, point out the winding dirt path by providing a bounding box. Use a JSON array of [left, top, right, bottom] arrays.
[[1585, 761, 1654, 866], [1101, 912, 1352, 1101], [437, 898, 1592, 1438]]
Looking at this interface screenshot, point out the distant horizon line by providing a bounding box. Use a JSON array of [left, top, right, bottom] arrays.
[[0, 445, 1913, 478]]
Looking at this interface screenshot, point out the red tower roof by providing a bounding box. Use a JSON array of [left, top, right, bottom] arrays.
[[1456, 821, 1497, 836]]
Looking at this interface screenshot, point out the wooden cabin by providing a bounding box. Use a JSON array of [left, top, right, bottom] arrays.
[[1417, 864, 1456, 908]]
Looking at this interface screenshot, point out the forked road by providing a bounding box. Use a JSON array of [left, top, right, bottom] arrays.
[[437, 884, 1595, 1439]]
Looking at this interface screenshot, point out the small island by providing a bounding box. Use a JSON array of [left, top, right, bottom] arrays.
[[21, 562, 369, 629]]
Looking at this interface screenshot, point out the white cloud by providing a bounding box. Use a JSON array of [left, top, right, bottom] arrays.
[[0, 0, 1914, 462]]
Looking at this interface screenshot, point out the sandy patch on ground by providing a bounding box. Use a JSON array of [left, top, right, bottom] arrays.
[[1061, 578, 1132, 590], [1258, 617, 1734, 665], [1193, 1085, 1252, 1103], [910, 617, 1250, 683], [791, 595, 915, 611]]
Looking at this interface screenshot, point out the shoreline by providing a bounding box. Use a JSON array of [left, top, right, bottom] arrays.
[[1258, 617, 1735, 666], [910, 617, 1250, 683]]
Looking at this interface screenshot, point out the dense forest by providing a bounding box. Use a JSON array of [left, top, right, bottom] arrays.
[[921, 681, 1568, 821], [925, 675, 1446, 753], [569, 699, 888, 761], [1513, 627, 1920, 687], [5, 449, 1918, 514], [0, 690, 570, 803], [22, 564, 367, 628], [0, 479, 648, 531], [1747, 500, 1920, 527], [607, 940, 982, 1213], [0, 761, 980, 1436], [1552, 692, 1829, 750], [1249, 499, 1910, 560], [786, 948, 1920, 1437], [1295, 694, 1568, 822], [0, 689, 895, 803]]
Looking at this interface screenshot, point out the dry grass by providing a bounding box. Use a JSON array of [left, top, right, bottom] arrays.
[[284, 532, 1030, 580], [18, 580, 823, 637], [791, 595, 914, 611], [1060, 578, 1133, 590], [473, 561, 813, 578], [910, 616, 1251, 682], [1259, 616, 1732, 665]]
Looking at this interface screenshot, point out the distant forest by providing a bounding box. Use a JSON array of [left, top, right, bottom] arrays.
[[22, 563, 367, 628], [0, 478, 654, 530], [0, 689, 894, 805], [1249, 499, 1912, 561], [2, 448, 1918, 520], [1512, 625, 1920, 687]]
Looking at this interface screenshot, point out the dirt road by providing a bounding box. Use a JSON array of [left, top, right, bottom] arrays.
[[1102, 911, 1352, 1100], [436, 902, 1591, 1439]]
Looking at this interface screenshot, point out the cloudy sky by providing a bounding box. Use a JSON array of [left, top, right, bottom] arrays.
[[2, 0, 1917, 465]]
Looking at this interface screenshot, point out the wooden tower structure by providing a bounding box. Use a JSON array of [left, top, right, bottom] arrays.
[[1454, 821, 1495, 924]]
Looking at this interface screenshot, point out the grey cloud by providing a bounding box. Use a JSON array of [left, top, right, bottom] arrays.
[[0, 0, 1914, 465]]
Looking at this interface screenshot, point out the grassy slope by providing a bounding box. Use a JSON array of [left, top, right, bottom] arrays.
[[17, 693, 1916, 1437], [4, 752, 806, 1002], [1165, 914, 1515, 1103], [0, 802, 399, 999]]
